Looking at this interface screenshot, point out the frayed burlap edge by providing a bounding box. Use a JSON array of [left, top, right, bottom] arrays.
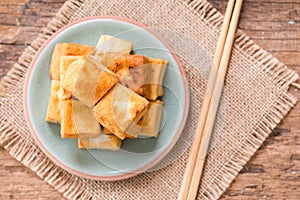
[[0, 0, 298, 199]]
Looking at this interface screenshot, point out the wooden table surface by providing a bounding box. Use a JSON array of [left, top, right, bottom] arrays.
[[0, 0, 299, 199]]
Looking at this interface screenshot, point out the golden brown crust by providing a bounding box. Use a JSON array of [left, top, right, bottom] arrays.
[[100, 52, 124, 67], [72, 58, 118, 107], [60, 99, 77, 138], [60, 99, 100, 138], [108, 54, 147, 96], [93, 83, 149, 140], [144, 57, 168, 65], [102, 127, 113, 135], [125, 105, 148, 138], [60, 58, 81, 95], [95, 35, 133, 67], [144, 59, 168, 100], [108, 54, 168, 100], [59, 56, 82, 100], [78, 132, 121, 151], [46, 80, 61, 123], [49, 43, 94, 80], [138, 100, 164, 137], [95, 72, 119, 104], [50, 44, 63, 80], [78, 139, 85, 148], [126, 100, 164, 138]]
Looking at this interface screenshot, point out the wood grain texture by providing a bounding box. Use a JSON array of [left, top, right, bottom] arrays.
[[210, 1, 300, 200], [0, 0, 299, 199]]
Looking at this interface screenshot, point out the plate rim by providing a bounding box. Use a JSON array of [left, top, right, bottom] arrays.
[[23, 16, 190, 181]]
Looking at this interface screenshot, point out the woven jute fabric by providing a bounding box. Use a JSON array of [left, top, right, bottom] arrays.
[[0, 0, 298, 199]]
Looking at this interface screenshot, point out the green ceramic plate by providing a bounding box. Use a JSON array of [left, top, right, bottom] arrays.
[[24, 17, 189, 180]]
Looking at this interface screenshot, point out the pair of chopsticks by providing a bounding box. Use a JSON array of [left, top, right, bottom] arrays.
[[178, 0, 243, 199]]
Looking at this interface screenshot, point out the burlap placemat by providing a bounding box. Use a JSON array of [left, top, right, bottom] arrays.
[[0, 0, 298, 199]]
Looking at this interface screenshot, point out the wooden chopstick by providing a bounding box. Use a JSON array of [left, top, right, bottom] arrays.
[[178, 0, 236, 199], [178, 0, 243, 199], [186, 0, 244, 199]]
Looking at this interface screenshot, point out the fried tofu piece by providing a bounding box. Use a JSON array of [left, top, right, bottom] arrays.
[[93, 83, 149, 140], [59, 56, 82, 100], [125, 100, 164, 137], [138, 100, 164, 137], [108, 54, 148, 96], [145, 57, 168, 65], [103, 127, 113, 135], [61, 57, 118, 107], [46, 80, 61, 123], [95, 35, 132, 66], [144, 57, 168, 100], [50, 43, 94, 80], [78, 131, 121, 151], [100, 52, 124, 67], [60, 99, 100, 138], [108, 55, 168, 100], [73, 58, 118, 107], [60, 58, 82, 96], [96, 35, 132, 55]]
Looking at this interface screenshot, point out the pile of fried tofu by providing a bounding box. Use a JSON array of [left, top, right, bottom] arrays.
[[45, 35, 167, 151]]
